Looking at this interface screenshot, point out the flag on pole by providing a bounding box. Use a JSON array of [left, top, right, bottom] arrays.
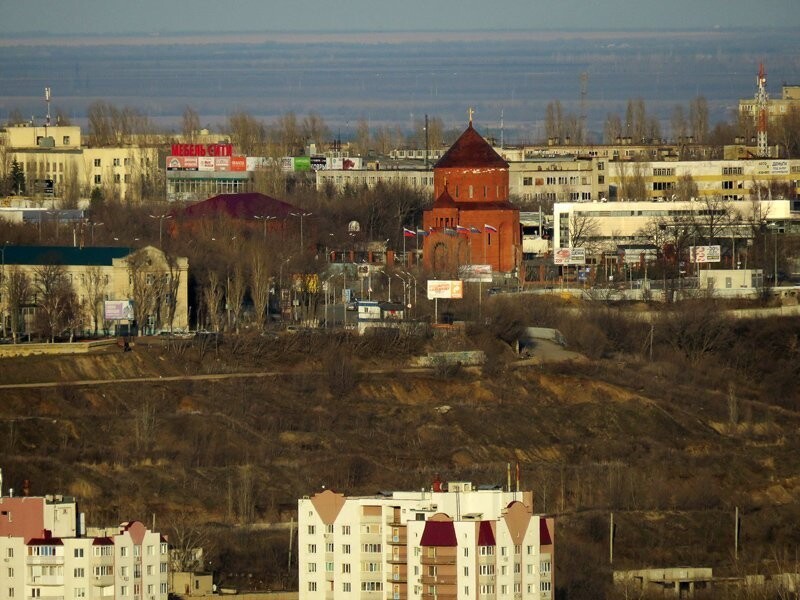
[[470, 226, 481, 234], [456, 225, 469, 234], [403, 227, 416, 237], [416, 228, 429, 237], [484, 223, 498, 232], [444, 227, 457, 236]]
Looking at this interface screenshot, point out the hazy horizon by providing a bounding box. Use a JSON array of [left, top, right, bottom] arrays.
[[3, 0, 799, 36]]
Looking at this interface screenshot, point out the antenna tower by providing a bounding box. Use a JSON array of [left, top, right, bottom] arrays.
[[44, 87, 52, 136], [755, 64, 769, 158], [579, 72, 589, 143]]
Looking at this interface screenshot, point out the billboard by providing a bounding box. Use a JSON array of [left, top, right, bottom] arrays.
[[689, 245, 721, 263], [458, 264, 492, 283], [231, 156, 247, 171], [553, 247, 586, 265], [171, 143, 233, 157], [104, 300, 134, 321], [427, 280, 464, 299], [166, 156, 198, 171]]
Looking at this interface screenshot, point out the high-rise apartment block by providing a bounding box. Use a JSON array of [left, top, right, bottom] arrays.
[[0, 479, 169, 600], [298, 479, 554, 600]]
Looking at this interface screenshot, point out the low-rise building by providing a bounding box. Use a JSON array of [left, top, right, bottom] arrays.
[[1, 245, 189, 337], [298, 479, 554, 600]]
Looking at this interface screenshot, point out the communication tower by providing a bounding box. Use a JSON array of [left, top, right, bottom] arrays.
[[755, 64, 769, 157]]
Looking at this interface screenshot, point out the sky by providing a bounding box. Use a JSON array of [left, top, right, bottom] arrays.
[[2, 0, 799, 36]]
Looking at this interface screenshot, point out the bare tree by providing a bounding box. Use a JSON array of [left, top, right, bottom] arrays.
[[127, 250, 165, 336], [689, 96, 709, 144], [182, 106, 201, 141], [163, 256, 183, 333], [353, 117, 371, 155], [671, 104, 688, 141], [569, 212, 601, 253], [202, 270, 224, 333], [613, 161, 648, 201], [272, 111, 300, 155], [165, 511, 213, 573], [301, 112, 330, 149], [603, 113, 623, 143], [3, 267, 31, 342], [227, 110, 266, 156], [82, 266, 107, 335], [34, 264, 79, 342], [249, 251, 272, 330], [226, 265, 247, 333]]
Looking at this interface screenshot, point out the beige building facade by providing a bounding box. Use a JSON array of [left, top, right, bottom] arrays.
[[298, 481, 554, 600], [1, 245, 189, 336]]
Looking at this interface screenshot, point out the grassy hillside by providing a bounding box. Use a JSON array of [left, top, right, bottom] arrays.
[[1, 298, 799, 598]]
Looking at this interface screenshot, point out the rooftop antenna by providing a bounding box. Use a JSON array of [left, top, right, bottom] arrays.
[[500, 108, 504, 149], [580, 72, 588, 144], [44, 87, 52, 137]]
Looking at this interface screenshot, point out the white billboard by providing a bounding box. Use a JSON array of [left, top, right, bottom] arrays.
[[427, 280, 464, 299], [104, 300, 134, 320], [458, 264, 492, 283], [689, 245, 721, 263], [554, 247, 586, 265]]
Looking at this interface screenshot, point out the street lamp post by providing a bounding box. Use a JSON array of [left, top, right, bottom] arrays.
[[289, 211, 312, 252], [87, 221, 104, 245], [254, 215, 276, 240], [149, 213, 173, 247]]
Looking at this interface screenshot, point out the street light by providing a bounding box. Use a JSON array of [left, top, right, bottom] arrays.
[[766, 223, 780, 285], [86, 220, 104, 245], [254, 215, 276, 240], [149, 213, 173, 247], [289, 211, 312, 252]]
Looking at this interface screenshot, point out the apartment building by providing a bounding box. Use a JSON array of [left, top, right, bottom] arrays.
[[0, 484, 168, 600], [739, 84, 800, 124], [298, 480, 555, 600]]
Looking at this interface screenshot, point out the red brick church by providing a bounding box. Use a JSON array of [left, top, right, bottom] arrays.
[[422, 118, 520, 276]]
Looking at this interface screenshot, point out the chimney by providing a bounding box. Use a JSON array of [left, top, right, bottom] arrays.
[[432, 474, 442, 493]]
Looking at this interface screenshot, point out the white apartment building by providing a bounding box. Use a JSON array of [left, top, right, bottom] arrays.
[[0, 488, 168, 600], [298, 480, 555, 600]]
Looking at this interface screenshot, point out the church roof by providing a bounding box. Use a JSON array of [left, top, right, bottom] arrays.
[[434, 124, 508, 170]]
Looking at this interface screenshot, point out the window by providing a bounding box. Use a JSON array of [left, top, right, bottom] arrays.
[[74, 589, 86, 598], [74, 548, 84, 558], [480, 584, 495, 594], [523, 177, 533, 186], [6, 549, 13, 558], [597, 161, 605, 170], [307, 544, 317, 554], [120, 586, 128, 597], [120, 566, 129, 577], [308, 563, 317, 573], [653, 167, 675, 176], [147, 545, 154, 556], [325, 524, 334, 534], [723, 166, 743, 175], [546, 176, 556, 185], [342, 583, 351, 592], [94, 159, 101, 167], [307, 525, 315, 535], [124, 157, 132, 166], [479, 546, 494, 556], [541, 581, 552, 592], [325, 543, 334, 553], [464, 567, 469, 576], [94, 175, 101, 185], [598, 175, 605, 184], [361, 543, 381, 553], [342, 563, 351, 574], [514, 563, 521, 573], [307, 582, 317, 592], [114, 173, 121, 183], [527, 564, 533, 574], [160, 583, 168, 594], [722, 180, 734, 190], [8, 589, 13, 598], [341, 525, 350, 535], [501, 585, 508, 595], [479, 564, 495, 575], [146, 565, 153, 575], [342, 544, 351, 554], [7, 568, 13, 577], [113, 158, 121, 167], [62, 136, 70, 145], [463, 547, 469, 557], [541, 560, 551, 574], [74, 568, 85, 577], [360, 582, 382, 591]]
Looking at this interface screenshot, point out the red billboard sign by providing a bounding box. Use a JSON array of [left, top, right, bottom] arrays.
[[230, 156, 247, 171], [171, 143, 233, 157]]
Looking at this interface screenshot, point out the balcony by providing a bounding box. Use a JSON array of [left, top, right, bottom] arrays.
[[26, 556, 65, 566], [386, 533, 407, 545], [387, 572, 407, 583], [387, 552, 408, 565], [420, 555, 456, 565], [420, 575, 457, 586], [92, 574, 114, 587], [29, 575, 64, 586]]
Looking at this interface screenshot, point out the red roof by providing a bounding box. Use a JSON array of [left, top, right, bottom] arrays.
[[420, 520, 457, 547], [477, 521, 496, 546], [540, 519, 552, 545], [92, 537, 114, 546], [177, 192, 298, 220], [435, 124, 508, 170]]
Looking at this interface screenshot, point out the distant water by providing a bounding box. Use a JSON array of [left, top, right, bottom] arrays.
[[1, 29, 798, 143]]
